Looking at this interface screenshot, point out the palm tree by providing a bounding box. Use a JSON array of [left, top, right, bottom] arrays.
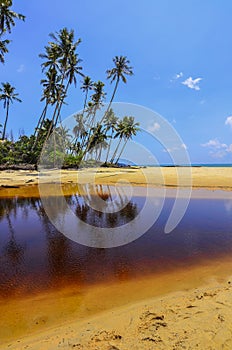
[[115, 116, 140, 164], [54, 50, 83, 127], [0, 82, 22, 140], [104, 108, 118, 163], [80, 75, 94, 112], [82, 81, 106, 160], [34, 68, 60, 136], [40, 28, 82, 141], [103, 56, 133, 121], [0, 1, 25, 35], [0, 37, 9, 63]]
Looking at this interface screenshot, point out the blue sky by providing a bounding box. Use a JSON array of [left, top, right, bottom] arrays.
[[0, 0, 232, 164]]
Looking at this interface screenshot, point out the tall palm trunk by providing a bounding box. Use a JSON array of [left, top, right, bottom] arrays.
[[2, 100, 9, 140], [110, 136, 123, 163], [44, 74, 66, 144], [33, 102, 48, 137], [100, 77, 119, 125], [31, 102, 49, 151], [115, 138, 128, 164], [105, 129, 113, 163], [54, 80, 70, 127]]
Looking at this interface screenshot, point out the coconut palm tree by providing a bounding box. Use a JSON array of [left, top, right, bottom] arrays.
[[104, 108, 118, 163], [82, 81, 106, 160], [115, 116, 140, 164], [0, 37, 9, 63], [80, 75, 94, 112], [0, 82, 21, 140], [0, 0, 25, 35], [102, 56, 133, 122], [40, 28, 82, 141], [34, 68, 61, 136]]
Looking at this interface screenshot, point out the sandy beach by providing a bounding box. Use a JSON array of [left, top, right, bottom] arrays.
[[2, 269, 232, 349], [1, 166, 232, 349], [0, 166, 232, 198]]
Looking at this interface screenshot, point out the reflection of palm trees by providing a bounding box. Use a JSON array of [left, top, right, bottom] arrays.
[[4, 211, 24, 265], [74, 184, 138, 228]]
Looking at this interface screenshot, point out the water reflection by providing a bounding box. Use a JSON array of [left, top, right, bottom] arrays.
[[1, 189, 232, 298]]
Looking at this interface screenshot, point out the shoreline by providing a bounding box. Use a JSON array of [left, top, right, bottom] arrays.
[[0, 166, 232, 198]]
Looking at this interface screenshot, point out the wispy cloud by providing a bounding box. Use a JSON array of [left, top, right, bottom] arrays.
[[17, 64, 25, 73], [201, 138, 232, 158], [147, 122, 160, 132], [182, 77, 202, 91], [225, 116, 232, 128], [163, 143, 188, 153], [170, 72, 183, 82]]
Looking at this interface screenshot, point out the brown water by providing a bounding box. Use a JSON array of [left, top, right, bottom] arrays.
[[1, 186, 232, 343]]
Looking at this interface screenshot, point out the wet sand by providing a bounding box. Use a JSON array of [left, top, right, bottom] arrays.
[[1, 255, 232, 349]]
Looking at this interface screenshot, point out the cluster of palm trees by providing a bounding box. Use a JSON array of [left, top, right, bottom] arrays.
[[0, 2, 140, 167]]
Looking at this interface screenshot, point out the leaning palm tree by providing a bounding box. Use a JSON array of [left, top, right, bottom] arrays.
[[82, 81, 106, 160], [103, 56, 133, 121], [110, 116, 140, 164], [115, 116, 140, 164], [0, 0, 25, 35], [0, 82, 21, 140], [104, 108, 118, 163], [40, 28, 82, 142]]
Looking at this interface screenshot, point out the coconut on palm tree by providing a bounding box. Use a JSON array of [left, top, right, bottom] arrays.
[[0, 82, 22, 140]]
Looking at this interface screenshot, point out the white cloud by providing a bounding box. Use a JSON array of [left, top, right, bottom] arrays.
[[147, 122, 160, 132], [175, 72, 183, 79], [201, 139, 227, 149], [170, 72, 183, 83], [182, 77, 202, 91], [17, 64, 25, 73], [225, 116, 232, 128], [163, 144, 187, 153], [201, 138, 232, 158]]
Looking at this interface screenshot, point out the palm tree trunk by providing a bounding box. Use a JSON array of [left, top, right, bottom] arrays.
[[110, 137, 122, 163], [2, 100, 9, 140], [115, 138, 128, 164], [54, 81, 70, 127], [44, 74, 66, 144], [33, 102, 48, 137], [31, 102, 49, 150], [99, 77, 119, 125], [105, 130, 113, 163]]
